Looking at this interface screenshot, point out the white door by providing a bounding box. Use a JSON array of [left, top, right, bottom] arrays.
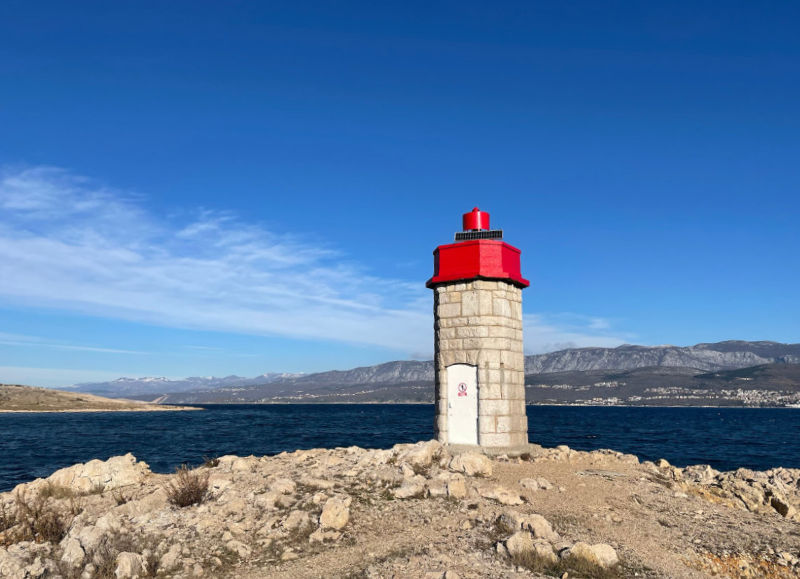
[[447, 363, 478, 445]]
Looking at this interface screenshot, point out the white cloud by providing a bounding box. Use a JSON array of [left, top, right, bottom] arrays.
[[0, 166, 431, 352], [523, 313, 633, 354], [0, 331, 145, 354], [0, 165, 634, 359]]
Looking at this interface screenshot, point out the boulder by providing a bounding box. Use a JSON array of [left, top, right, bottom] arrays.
[[505, 531, 534, 559], [319, 497, 350, 530], [394, 479, 426, 499], [60, 538, 85, 568], [479, 486, 523, 506], [563, 542, 619, 569], [42, 454, 149, 493], [397, 440, 443, 471], [514, 513, 559, 542], [770, 495, 797, 518], [114, 552, 145, 578], [449, 453, 493, 477]]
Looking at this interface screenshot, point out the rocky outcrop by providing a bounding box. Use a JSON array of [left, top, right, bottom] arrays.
[[2, 441, 800, 578], [650, 460, 800, 522]]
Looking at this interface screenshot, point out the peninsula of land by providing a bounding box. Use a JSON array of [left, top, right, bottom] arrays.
[[0, 384, 199, 413]]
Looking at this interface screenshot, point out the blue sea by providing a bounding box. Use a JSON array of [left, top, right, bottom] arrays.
[[1, 404, 799, 492]]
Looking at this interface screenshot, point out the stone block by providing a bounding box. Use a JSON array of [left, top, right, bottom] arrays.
[[477, 349, 502, 366], [480, 383, 501, 399], [455, 325, 489, 338], [480, 432, 512, 447], [479, 415, 497, 433], [512, 302, 522, 320], [458, 337, 478, 350], [473, 279, 499, 290], [461, 290, 479, 316], [501, 383, 524, 400], [438, 303, 461, 318], [438, 328, 457, 340], [488, 325, 515, 338], [478, 291, 494, 315], [493, 289, 508, 300], [509, 430, 529, 446], [493, 298, 512, 318], [480, 399, 512, 415], [500, 350, 524, 368]]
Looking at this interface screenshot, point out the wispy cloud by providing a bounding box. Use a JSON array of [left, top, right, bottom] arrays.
[[0, 331, 145, 354], [523, 313, 634, 354], [0, 166, 430, 352], [0, 165, 633, 358]]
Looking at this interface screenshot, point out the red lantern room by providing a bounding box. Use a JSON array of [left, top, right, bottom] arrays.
[[426, 208, 530, 289]]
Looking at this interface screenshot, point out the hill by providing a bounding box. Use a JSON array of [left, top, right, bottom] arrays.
[[70, 340, 800, 407], [0, 384, 199, 413]]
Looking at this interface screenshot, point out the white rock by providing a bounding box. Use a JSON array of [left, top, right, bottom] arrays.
[[319, 497, 350, 530], [115, 552, 145, 579], [479, 486, 523, 506], [449, 453, 493, 477], [515, 513, 559, 542], [394, 480, 425, 499], [505, 531, 534, 558], [397, 440, 443, 471], [41, 454, 150, 493], [563, 542, 619, 569], [60, 538, 85, 568]]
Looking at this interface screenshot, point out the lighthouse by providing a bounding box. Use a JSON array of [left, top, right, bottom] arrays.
[[426, 208, 529, 449]]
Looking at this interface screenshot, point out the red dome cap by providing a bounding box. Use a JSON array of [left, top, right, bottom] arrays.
[[462, 207, 490, 231]]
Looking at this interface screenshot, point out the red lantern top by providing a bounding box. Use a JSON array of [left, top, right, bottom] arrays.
[[426, 209, 529, 289], [462, 207, 490, 231]]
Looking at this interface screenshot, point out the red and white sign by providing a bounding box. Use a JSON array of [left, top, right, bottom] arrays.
[[457, 382, 468, 397]]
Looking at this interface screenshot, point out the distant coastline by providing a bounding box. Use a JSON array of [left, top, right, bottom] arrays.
[[0, 405, 201, 414]]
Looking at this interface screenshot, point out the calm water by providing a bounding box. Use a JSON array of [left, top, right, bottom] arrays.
[[1, 405, 799, 492]]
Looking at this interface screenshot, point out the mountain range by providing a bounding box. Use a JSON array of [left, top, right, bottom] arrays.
[[71, 340, 800, 407]]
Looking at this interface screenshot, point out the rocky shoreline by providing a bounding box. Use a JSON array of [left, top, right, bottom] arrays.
[[1, 441, 799, 578]]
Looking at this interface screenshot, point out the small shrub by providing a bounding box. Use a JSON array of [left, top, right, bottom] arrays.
[[11, 489, 72, 543], [166, 465, 209, 508], [91, 531, 160, 579], [111, 490, 129, 506], [202, 455, 220, 468], [509, 548, 624, 579]]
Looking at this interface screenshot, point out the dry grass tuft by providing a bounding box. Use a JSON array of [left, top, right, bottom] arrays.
[[166, 464, 210, 507], [510, 549, 624, 578], [3, 488, 73, 544]]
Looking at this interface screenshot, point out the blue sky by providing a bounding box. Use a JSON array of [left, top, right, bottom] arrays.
[[1, 1, 798, 387]]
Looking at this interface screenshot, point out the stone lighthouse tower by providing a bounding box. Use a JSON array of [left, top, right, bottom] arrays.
[[426, 208, 529, 449]]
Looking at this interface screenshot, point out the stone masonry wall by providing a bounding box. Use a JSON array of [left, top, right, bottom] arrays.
[[433, 279, 527, 447]]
